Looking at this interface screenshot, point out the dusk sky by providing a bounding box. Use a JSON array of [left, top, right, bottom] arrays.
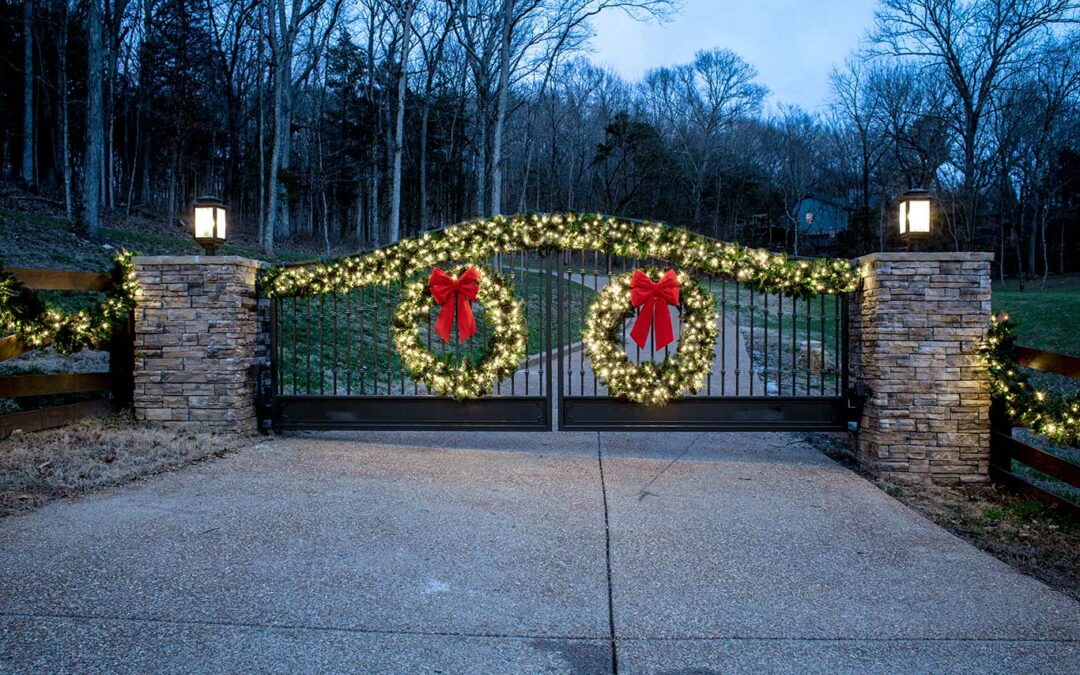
[[589, 0, 880, 111]]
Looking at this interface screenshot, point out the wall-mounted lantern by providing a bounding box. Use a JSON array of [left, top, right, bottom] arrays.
[[193, 195, 227, 255], [898, 188, 931, 240]]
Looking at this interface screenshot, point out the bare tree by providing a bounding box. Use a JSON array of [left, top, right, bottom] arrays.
[[416, 0, 458, 231], [388, 0, 418, 243], [874, 0, 1080, 249], [58, 0, 73, 218], [264, 0, 344, 254], [21, 0, 34, 187], [81, 0, 105, 239]]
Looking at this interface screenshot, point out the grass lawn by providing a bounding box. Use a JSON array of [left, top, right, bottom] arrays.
[[992, 275, 1080, 357], [1, 206, 320, 270]]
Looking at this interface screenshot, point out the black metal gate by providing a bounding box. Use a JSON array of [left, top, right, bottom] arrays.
[[554, 250, 850, 431], [270, 250, 556, 431], [267, 248, 850, 432]]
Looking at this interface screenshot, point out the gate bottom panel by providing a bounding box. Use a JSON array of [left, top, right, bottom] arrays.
[[275, 396, 551, 431], [559, 397, 847, 432]]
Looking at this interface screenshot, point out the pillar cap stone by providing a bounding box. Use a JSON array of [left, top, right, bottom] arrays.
[[132, 255, 269, 269], [854, 252, 994, 265]]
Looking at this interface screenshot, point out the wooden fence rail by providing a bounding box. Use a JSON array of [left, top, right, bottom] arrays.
[[990, 344, 1080, 518], [0, 267, 132, 438]]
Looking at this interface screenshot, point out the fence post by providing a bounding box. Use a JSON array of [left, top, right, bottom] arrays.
[[108, 310, 135, 409]]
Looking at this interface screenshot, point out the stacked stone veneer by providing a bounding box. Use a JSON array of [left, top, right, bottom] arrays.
[[850, 252, 993, 484], [132, 256, 267, 431]]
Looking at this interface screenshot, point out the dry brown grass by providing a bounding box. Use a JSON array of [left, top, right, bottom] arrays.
[[0, 412, 258, 517], [810, 433, 1080, 602]]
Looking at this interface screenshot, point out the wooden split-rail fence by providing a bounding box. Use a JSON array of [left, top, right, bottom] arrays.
[[990, 345, 1080, 517], [0, 267, 133, 438]]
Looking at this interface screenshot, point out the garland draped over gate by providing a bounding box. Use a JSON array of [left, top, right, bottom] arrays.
[[262, 213, 860, 298]]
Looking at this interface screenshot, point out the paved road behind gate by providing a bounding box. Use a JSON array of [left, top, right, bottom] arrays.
[[2, 431, 1078, 673]]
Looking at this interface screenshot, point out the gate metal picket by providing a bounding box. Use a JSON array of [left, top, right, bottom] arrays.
[[270, 251, 555, 431], [268, 246, 850, 432], [553, 250, 850, 431]]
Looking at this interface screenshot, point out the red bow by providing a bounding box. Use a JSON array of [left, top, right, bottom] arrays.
[[428, 266, 481, 342], [629, 269, 680, 350]]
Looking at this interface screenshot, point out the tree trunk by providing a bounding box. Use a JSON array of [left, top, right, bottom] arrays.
[[370, 167, 381, 247], [255, 0, 266, 245], [474, 101, 486, 218], [58, 0, 72, 219], [388, 0, 416, 244], [419, 103, 430, 231], [1026, 214, 1037, 281], [1039, 207, 1049, 290], [21, 0, 34, 187], [263, 49, 285, 256], [1061, 218, 1067, 275], [1013, 223, 1025, 291], [489, 0, 513, 217], [81, 0, 104, 239]]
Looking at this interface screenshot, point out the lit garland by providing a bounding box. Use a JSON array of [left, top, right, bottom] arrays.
[[392, 266, 527, 400], [262, 213, 859, 299], [0, 252, 139, 354], [584, 270, 718, 405], [982, 314, 1080, 447]]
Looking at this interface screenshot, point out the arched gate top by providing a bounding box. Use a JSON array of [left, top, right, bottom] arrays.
[[262, 213, 858, 299]]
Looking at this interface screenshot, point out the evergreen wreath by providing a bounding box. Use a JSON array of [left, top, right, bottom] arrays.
[[584, 269, 718, 406], [392, 265, 527, 400], [0, 252, 138, 355]]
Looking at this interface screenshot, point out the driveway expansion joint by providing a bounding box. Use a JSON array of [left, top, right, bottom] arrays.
[[597, 432, 619, 675]]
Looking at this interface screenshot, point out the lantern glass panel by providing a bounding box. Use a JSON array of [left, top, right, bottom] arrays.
[[898, 201, 908, 235], [215, 206, 227, 238], [195, 206, 216, 239], [908, 199, 930, 233]]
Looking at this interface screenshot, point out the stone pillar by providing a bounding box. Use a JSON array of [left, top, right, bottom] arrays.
[[132, 256, 268, 432], [850, 252, 993, 484]]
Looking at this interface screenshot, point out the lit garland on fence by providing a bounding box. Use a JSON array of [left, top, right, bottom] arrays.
[[584, 270, 718, 405], [0, 252, 138, 355], [392, 266, 527, 400], [262, 213, 859, 299], [982, 314, 1080, 447]]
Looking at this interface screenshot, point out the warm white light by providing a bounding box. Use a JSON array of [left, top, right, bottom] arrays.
[[194, 206, 216, 239], [192, 195, 227, 254], [898, 188, 931, 238], [907, 199, 930, 233]]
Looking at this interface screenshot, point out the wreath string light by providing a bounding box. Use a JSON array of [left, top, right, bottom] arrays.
[[982, 314, 1080, 447], [584, 269, 718, 405], [0, 252, 138, 355], [262, 213, 858, 299], [393, 266, 527, 400]]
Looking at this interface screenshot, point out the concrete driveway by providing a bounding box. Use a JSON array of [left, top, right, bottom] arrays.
[[1, 431, 1078, 673]]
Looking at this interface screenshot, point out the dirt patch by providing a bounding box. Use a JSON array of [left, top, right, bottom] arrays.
[[0, 412, 260, 517], [809, 432, 1080, 602]]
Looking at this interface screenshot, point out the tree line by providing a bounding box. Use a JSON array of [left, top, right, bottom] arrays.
[[2, 0, 1078, 281]]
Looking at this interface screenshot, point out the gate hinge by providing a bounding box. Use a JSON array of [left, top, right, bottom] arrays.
[[845, 382, 869, 430], [252, 362, 273, 435]]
